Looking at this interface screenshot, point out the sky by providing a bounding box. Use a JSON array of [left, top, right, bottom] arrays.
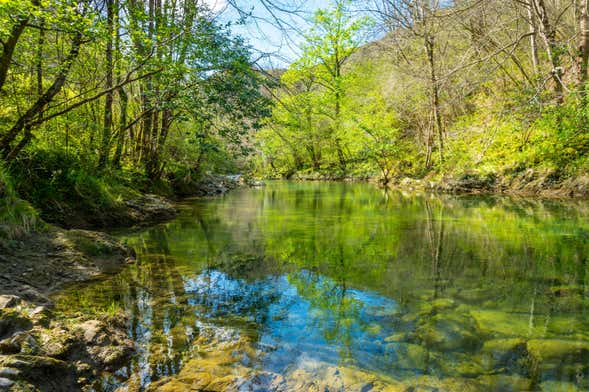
[[206, 0, 331, 68]]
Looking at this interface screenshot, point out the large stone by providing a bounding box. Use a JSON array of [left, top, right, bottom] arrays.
[[480, 338, 529, 373], [0, 377, 14, 389], [416, 310, 481, 352], [0, 354, 78, 391], [0, 367, 20, 379], [527, 339, 589, 363], [0, 296, 19, 310], [0, 310, 33, 341], [384, 343, 429, 371]]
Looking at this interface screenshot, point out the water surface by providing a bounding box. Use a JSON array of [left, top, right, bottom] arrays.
[[54, 182, 589, 391]]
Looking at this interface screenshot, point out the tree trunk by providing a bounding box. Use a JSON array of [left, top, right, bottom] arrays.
[[99, 0, 115, 169], [526, 1, 540, 75], [579, 0, 589, 100], [1, 32, 83, 159], [0, 0, 40, 92], [425, 35, 444, 165], [533, 0, 565, 102], [113, 86, 128, 168]]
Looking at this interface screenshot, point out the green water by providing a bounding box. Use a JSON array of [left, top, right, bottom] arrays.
[[54, 182, 589, 391]]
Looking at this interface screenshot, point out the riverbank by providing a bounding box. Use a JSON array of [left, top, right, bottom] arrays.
[[0, 228, 136, 391], [280, 167, 589, 198], [0, 173, 242, 391], [389, 169, 589, 198]]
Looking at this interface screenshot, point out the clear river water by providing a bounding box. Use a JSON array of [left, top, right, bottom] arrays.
[[53, 181, 589, 391]]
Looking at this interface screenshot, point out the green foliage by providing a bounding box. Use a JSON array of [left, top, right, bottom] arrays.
[[0, 0, 271, 223], [0, 161, 40, 239], [8, 149, 141, 225], [257, 0, 589, 185]]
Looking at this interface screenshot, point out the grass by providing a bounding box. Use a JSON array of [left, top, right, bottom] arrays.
[[0, 161, 41, 240]]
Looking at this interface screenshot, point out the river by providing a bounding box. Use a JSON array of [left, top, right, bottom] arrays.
[[53, 181, 589, 391]]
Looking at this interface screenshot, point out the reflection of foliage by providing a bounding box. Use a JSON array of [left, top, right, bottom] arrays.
[[54, 183, 589, 388], [288, 271, 364, 361], [195, 182, 589, 315]]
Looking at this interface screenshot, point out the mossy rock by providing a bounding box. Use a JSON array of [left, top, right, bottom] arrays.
[[471, 309, 541, 338], [177, 371, 213, 389], [207, 375, 241, 391], [477, 374, 533, 391], [480, 338, 529, 374], [366, 323, 383, 335], [527, 339, 589, 364], [402, 375, 486, 392], [418, 298, 456, 315], [39, 328, 75, 359], [0, 310, 33, 341], [416, 310, 481, 352], [384, 343, 429, 371], [540, 380, 582, 392], [432, 352, 485, 378], [0, 354, 77, 391], [384, 332, 408, 343]]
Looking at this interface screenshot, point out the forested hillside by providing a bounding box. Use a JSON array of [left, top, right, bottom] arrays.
[[257, 0, 589, 195]]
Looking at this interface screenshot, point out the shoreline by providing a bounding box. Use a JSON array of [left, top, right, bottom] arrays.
[[280, 170, 589, 199], [0, 175, 241, 391]]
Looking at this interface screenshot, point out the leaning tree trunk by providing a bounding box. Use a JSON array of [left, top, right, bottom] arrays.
[[1, 32, 83, 159], [534, 0, 565, 103], [0, 0, 40, 93]]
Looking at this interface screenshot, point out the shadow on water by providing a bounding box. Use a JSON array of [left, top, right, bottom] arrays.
[[53, 181, 589, 391]]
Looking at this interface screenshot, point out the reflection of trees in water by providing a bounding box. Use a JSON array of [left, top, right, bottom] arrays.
[[287, 270, 364, 364], [56, 184, 589, 389], [125, 226, 194, 385], [424, 199, 444, 299]]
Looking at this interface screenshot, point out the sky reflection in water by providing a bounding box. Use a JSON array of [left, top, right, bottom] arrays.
[[53, 181, 589, 391]]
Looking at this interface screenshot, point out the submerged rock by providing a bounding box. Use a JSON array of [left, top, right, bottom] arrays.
[[432, 352, 485, 378], [480, 338, 529, 373], [527, 339, 589, 364], [402, 375, 486, 392], [477, 374, 533, 391], [384, 343, 429, 371], [540, 380, 582, 391], [415, 310, 481, 352]]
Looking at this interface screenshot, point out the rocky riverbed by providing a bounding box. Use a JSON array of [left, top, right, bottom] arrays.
[[140, 293, 589, 392], [0, 175, 251, 391], [0, 228, 136, 391]]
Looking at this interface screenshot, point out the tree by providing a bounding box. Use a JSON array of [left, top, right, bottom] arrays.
[[301, 0, 371, 174]]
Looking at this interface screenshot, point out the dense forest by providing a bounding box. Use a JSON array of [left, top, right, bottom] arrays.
[[0, 0, 269, 231], [257, 0, 589, 191]]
